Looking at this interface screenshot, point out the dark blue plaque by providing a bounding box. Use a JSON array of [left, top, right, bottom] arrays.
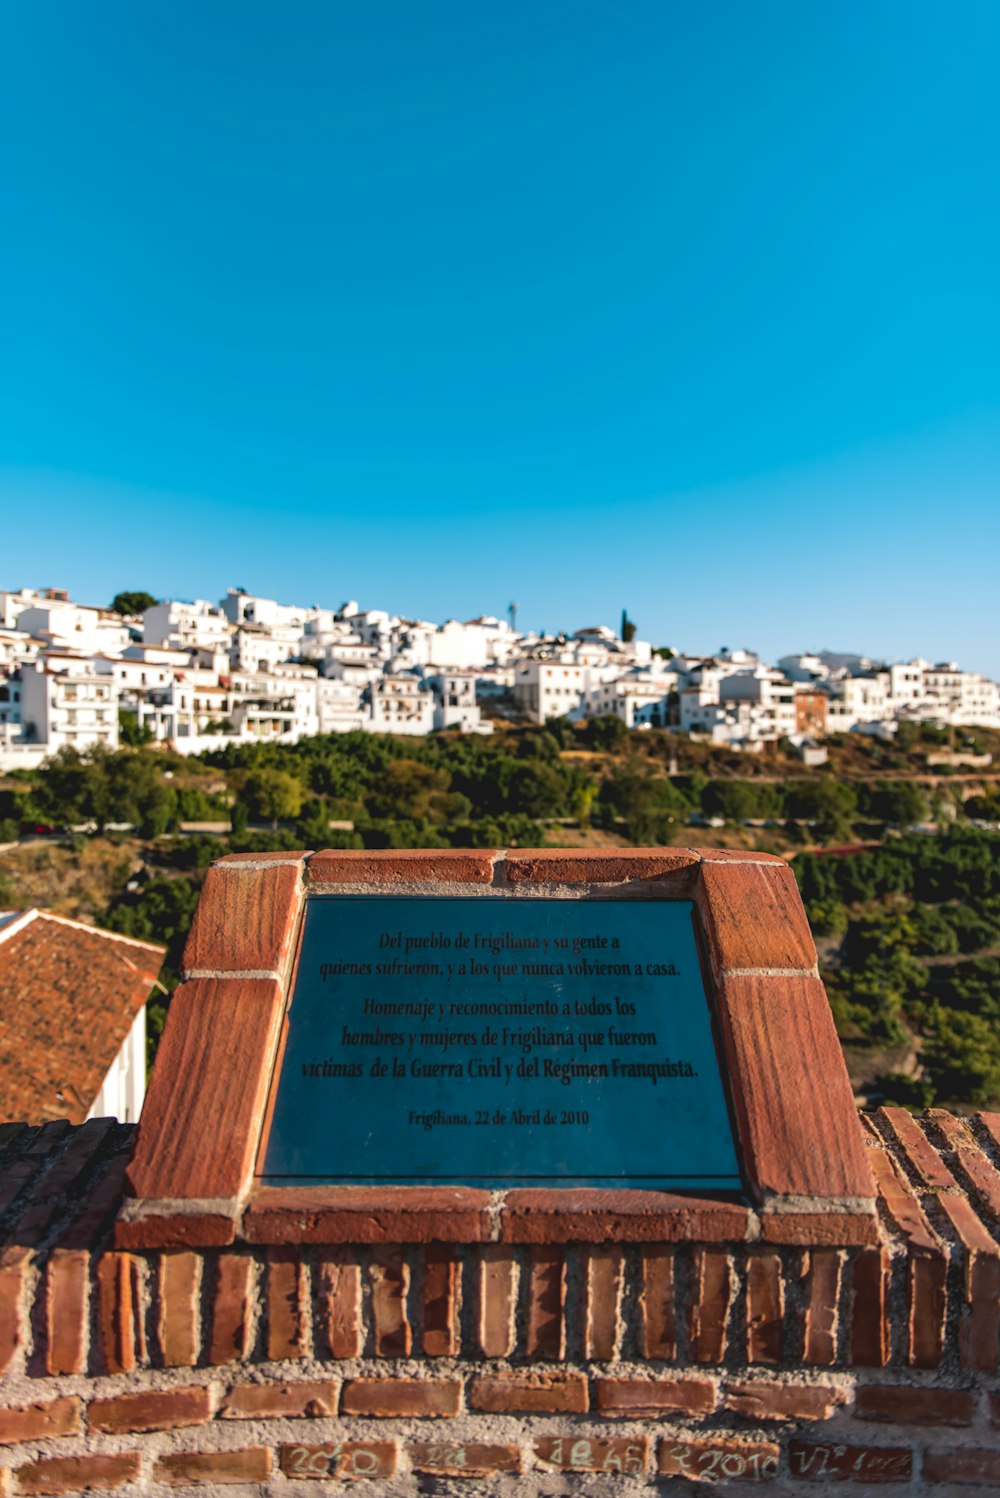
[[260, 897, 741, 1189]]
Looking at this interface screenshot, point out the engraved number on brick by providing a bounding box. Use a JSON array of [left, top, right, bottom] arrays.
[[545, 1438, 644, 1474], [286, 1444, 382, 1478], [669, 1443, 779, 1482], [420, 1445, 468, 1469], [792, 1445, 910, 1480]]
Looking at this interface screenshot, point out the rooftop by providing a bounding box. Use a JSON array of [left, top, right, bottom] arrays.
[[0, 912, 164, 1124]]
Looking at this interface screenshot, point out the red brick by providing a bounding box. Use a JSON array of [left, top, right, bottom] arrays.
[[536, 1436, 648, 1475], [502, 1188, 750, 1243], [595, 1377, 716, 1418], [267, 1250, 309, 1360], [279, 1442, 397, 1480], [370, 1247, 410, 1357], [875, 1107, 956, 1190], [525, 1245, 565, 1358], [789, 1440, 911, 1483], [909, 1252, 947, 1369], [182, 862, 302, 974], [44, 1250, 88, 1375], [220, 1380, 339, 1420], [127, 977, 285, 1203], [696, 858, 816, 977], [213, 850, 312, 863], [963, 1252, 1000, 1372], [0, 1253, 28, 1376], [158, 1250, 200, 1366], [341, 1379, 460, 1418], [54, 1134, 134, 1252], [153, 1449, 271, 1485], [864, 1130, 943, 1254], [88, 1385, 213, 1434], [0, 1398, 81, 1446], [14, 1453, 141, 1494], [688, 1248, 733, 1364], [10, 1121, 117, 1243], [924, 1449, 1000, 1485], [759, 1211, 878, 1246], [659, 1437, 780, 1483], [725, 1381, 847, 1422], [244, 1185, 490, 1243], [802, 1249, 842, 1366], [477, 1245, 517, 1358], [96, 1252, 135, 1375], [585, 1245, 622, 1360], [209, 1254, 255, 1366], [308, 849, 494, 884], [468, 1372, 588, 1414], [639, 1246, 676, 1360], [716, 976, 873, 1201], [696, 848, 788, 864], [504, 849, 697, 885], [747, 1252, 784, 1364], [317, 1251, 362, 1359], [930, 1109, 1000, 1220], [115, 1211, 237, 1250], [423, 1245, 460, 1357], [850, 1248, 891, 1367], [855, 1385, 974, 1426], [0, 1123, 71, 1217], [409, 1442, 522, 1476]]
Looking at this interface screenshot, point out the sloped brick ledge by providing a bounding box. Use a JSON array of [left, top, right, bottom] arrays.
[[117, 847, 877, 1252]]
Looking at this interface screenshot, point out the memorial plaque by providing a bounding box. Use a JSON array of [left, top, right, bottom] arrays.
[[260, 897, 740, 1190]]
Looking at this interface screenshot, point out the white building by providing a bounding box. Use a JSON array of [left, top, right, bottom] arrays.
[[368, 674, 435, 735], [18, 658, 119, 755], [16, 600, 130, 659], [429, 672, 493, 734], [221, 588, 309, 632], [142, 599, 231, 654], [317, 679, 368, 734], [229, 665, 319, 742], [718, 669, 797, 740], [584, 666, 679, 728], [514, 660, 590, 723]]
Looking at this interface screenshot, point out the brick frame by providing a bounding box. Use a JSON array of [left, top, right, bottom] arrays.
[[116, 849, 874, 1250]]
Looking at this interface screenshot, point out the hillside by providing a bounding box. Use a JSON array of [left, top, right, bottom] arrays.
[[2, 719, 998, 1107]]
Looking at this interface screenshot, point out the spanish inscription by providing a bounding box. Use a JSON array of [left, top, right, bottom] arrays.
[[260, 897, 741, 1188]]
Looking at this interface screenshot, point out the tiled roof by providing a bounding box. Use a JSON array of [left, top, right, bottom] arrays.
[[0, 912, 164, 1125]]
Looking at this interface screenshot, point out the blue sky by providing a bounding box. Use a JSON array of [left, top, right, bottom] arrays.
[[1, 2, 997, 673]]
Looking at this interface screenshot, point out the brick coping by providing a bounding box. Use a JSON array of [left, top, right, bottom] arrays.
[[118, 848, 877, 1248]]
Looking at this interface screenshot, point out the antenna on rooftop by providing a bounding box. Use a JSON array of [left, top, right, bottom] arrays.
[[509, 601, 519, 633]]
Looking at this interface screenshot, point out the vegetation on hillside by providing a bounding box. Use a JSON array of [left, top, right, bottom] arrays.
[[1, 718, 998, 1100]]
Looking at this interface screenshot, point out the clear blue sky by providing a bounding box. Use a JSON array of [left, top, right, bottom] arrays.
[[1, 2, 998, 673]]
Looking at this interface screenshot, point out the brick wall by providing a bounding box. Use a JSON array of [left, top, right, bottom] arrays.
[[3, 1110, 1000, 1493]]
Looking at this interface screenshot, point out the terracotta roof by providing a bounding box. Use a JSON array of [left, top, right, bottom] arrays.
[[0, 912, 164, 1125]]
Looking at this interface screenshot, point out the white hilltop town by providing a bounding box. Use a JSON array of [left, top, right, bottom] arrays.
[[0, 584, 998, 771]]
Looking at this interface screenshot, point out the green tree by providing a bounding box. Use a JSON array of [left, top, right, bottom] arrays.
[[868, 781, 930, 826], [110, 591, 158, 616], [785, 778, 857, 839], [923, 1005, 1000, 1105], [366, 760, 451, 822], [702, 780, 757, 823], [581, 715, 627, 751], [242, 769, 303, 829], [118, 711, 154, 747]]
